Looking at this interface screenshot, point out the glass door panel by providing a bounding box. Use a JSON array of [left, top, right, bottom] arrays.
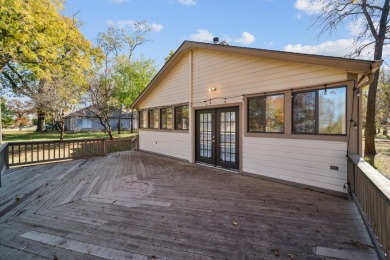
[[196, 107, 239, 170]]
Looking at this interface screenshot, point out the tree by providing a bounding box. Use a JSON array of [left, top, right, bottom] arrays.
[[164, 50, 175, 63], [113, 56, 157, 133], [1, 97, 14, 135], [376, 69, 390, 135], [114, 21, 151, 134], [7, 99, 33, 129], [84, 27, 123, 140], [306, 0, 390, 155], [0, 0, 98, 132], [89, 21, 152, 136], [31, 73, 85, 140], [85, 73, 117, 140]]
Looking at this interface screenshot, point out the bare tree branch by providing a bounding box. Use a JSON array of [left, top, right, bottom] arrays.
[[362, 0, 379, 40]]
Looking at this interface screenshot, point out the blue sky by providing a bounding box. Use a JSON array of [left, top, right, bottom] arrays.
[[64, 0, 367, 68]]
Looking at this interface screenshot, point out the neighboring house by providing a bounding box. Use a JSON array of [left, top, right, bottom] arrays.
[[131, 40, 381, 195], [64, 106, 135, 132]]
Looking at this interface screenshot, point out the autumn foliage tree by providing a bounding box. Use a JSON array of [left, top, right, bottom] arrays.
[[0, 0, 99, 132], [7, 99, 33, 129]]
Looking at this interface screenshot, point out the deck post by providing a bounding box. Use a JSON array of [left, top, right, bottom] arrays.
[[83, 139, 87, 158], [102, 139, 106, 156], [4, 144, 9, 168]]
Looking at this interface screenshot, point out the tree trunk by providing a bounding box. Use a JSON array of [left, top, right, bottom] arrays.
[[59, 122, 65, 140], [108, 130, 114, 140], [105, 119, 114, 140], [36, 112, 46, 132], [365, 70, 379, 155], [364, 0, 390, 156], [118, 105, 122, 134]]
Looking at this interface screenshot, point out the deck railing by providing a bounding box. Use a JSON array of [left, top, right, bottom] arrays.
[[6, 139, 106, 167], [1, 136, 137, 168], [348, 153, 390, 258]]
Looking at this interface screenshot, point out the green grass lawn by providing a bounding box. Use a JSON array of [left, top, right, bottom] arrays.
[[370, 139, 390, 178], [375, 133, 390, 140], [2, 130, 137, 143], [363, 135, 390, 178]]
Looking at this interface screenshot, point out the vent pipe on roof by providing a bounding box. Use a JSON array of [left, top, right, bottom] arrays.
[[213, 37, 219, 44]]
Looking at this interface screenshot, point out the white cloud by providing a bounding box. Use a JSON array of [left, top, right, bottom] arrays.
[[235, 32, 256, 45], [106, 19, 115, 26], [150, 23, 164, 32], [108, 0, 129, 4], [178, 0, 196, 5], [294, 0, 325, 14], [284, 39, 354, 57], [283, 38, 377, 59], [190, 29, 213, 42], [106, 20, 164, 32], [117, 19, 136, 27]]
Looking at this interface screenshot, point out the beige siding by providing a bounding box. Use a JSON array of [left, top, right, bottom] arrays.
[[243, 137, 348, 193], [139, 130, 190, 161], [137, 47, 354, 193], [192, 49, 347, 107], [139, 55, 189, 109]]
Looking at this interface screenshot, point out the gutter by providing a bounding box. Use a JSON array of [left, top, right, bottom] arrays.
[[357, 60, 383, 89]]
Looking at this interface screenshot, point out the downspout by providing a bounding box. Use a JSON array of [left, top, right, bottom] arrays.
[[345, 62, 381, 196], [357, 61, 382, 89], [354, 63, 381, 158]]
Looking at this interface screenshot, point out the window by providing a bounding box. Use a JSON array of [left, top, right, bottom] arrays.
[[148, 109, 158, 129], [77, 118, 92, 129], [160, 107, 173, 129], [175, 105, 189, 130], [139, 110, 148, 129], [292, 86, 346, 135], [248, 94, 284, 133]]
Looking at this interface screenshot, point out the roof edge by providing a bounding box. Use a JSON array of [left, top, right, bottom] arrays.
[[131, 40, 382, 109]]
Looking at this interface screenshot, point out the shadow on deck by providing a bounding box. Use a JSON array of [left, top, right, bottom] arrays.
[[0, 151, 378, 259]]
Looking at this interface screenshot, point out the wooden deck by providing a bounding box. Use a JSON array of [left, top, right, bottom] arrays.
[[0, 151, 378, 259]]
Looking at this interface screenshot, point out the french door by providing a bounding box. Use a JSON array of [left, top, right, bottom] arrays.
[[196, 107, 239, 170]]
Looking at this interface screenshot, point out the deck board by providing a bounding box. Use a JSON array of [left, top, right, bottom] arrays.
[[0, 151, 378, 259]]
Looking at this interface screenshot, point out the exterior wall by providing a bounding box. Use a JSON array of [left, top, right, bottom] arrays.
[[192, 49, 347, 107], [136, 47, 361, 194], [65, 117, 132, 131], [137, 54, 191, 160], [242, 137, 347, 193], [139, 56, 189, 109], [139, 130, 190, 161], [191, 49, 350, 193]]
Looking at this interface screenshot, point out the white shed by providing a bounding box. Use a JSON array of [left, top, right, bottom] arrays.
[[132, 41, 381, 195]]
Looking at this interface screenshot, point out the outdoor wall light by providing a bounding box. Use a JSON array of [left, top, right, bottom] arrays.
[[356, 90, 361, 97], [208, 87, 216, 92]]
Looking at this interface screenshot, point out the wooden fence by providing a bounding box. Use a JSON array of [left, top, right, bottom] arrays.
[[348, 153, 390, 259], [5, 139, 106, 167], [0, 137, 137, 169]]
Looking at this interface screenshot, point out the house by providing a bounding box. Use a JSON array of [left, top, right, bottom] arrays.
[[64, 106, 135, 132], [131, 40, 381, 195]]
